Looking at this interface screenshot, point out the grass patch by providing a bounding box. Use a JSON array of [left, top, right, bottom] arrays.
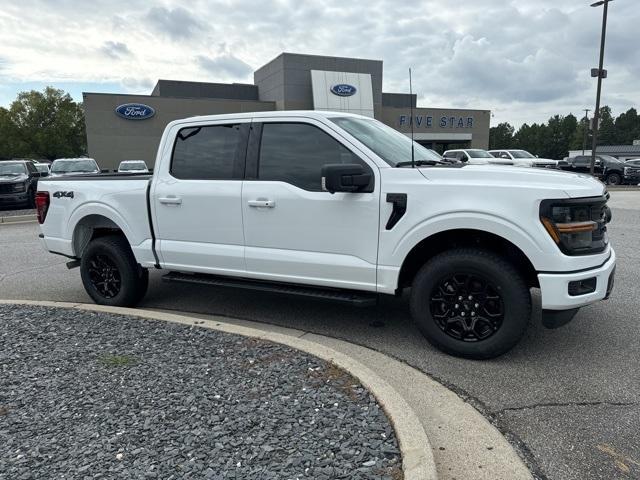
[[308, 361, 362, 402], [98, 354, 138, 368]]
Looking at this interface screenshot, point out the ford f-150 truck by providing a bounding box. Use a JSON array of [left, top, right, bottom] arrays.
[[35, 111, 616, 359]]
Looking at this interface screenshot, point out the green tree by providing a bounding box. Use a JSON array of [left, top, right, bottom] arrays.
[[614, 108, 640, 145], [596, 105, 616, 146], [570, 115, 592, 153], [6, 87, 86, 160], [489, 122, 515, 149]]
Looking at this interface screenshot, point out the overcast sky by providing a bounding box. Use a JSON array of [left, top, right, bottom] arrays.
[[0, 0, 637, 126]]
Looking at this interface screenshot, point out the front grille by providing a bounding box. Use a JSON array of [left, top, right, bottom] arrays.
[[535, 163, 558, 169], [0, 183, 16, 194]]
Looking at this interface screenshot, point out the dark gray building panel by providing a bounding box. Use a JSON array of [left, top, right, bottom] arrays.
[[382, 93, 417, 108], [152, 80, 259, 101], [254, 53, 383, 111]]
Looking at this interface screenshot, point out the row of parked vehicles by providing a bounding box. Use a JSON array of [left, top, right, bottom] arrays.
[[434, 148, 640, 185], [0, 158, 149, 208]]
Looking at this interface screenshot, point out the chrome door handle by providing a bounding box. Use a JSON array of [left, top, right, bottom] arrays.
[[248, 199, 275, 208], [159, 196, 182, 205]]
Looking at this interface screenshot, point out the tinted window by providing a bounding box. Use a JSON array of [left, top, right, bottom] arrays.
[[172, 124, 241, 180], [25, 162, 37, 173], [573, 156, 589, 166], [258, 123, 368, 191]]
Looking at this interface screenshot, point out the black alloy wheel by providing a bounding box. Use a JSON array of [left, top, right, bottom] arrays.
[[80, 235, 148, 307], [410, 248, 531, 359], [87, 254, 122, 299], [430, 273, 504, 342]]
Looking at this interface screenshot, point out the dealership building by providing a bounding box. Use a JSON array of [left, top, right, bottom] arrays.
[[84, 52, 490, 170]]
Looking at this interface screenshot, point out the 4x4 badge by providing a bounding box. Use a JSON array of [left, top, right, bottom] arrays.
[[53, 191, 74, 199]]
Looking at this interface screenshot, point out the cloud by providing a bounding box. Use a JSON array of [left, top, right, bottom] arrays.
[[145, 6, 206, 40], [0, 0, 637, 126], [100, 41, 131, 59], [196, 54, 252, 79], [121, 77, 154, 91]]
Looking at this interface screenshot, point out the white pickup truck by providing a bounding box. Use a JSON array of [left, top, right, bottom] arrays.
[[35, 111, 616, 359]]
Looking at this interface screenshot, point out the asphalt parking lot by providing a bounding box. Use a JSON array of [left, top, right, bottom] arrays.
[[1, 191, 638, 480]]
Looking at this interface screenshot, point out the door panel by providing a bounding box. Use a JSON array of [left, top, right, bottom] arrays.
[[152, 121, 249, 274], [241, 120, 380, 291]]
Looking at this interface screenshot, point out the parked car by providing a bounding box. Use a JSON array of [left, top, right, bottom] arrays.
[[50, 158, 100, 177], [488, 149, 558, 169], [36, 111, 615, 359], [625, 158, 640, 168], [562, 155, 639, 185], [34, 163, 51, 177], [118, 160, 149, 173], [443, 149, 513, 165], [0, 160, 42, 207]]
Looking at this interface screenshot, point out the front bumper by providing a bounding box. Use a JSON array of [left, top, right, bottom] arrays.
[[538, 247, 616, 310], [0, 192, 29, 205]]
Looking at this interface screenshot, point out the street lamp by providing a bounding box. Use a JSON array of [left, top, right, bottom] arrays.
[[589, 0, 613, 175]]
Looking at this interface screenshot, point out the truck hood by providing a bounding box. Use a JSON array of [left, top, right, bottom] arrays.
[[419, 164, 606, 198]]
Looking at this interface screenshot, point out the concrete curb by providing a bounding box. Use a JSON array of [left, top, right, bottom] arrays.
[[0, 299, 438, 480], [0, 213, 37, 224]]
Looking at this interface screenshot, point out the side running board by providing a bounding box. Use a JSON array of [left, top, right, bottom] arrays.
[[162, 272, 378, 307]]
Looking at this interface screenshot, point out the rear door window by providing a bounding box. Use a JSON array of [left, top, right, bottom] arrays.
[[171, 124, 244, 180]]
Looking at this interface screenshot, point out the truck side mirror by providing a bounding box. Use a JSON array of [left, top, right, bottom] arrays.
[[321, 164, 372, 193]]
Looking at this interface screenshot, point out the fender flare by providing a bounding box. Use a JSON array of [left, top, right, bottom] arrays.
[[390, 212, 547, 270], [67, 202, 139, 256]]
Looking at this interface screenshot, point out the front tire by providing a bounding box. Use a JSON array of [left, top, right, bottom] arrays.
[[606, 173, 622, 185], [80, 235, 148, 307], [410, 248, 531, 359]]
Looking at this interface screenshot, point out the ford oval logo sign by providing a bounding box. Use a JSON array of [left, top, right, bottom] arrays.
[[330, 84, 357, 97], [115, 103, 156, 120]]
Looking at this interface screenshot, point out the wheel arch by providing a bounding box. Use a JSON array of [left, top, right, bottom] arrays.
[[71, 214, 131, 258], [397, 229, 539, 291]]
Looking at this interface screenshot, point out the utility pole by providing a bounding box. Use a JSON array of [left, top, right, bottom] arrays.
[[582, 109, 590, 156], [589, 0, 612, 175]]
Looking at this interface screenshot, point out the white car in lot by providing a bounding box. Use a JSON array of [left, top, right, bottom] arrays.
[[443, 149, 513, 165], [489, 149, 559, 169], [35, 111, 616, 359], [118, 160, 149, 173], [50, 158, 100, 177]]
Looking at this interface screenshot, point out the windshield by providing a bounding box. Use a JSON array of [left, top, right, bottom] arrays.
[[51, 159, 99, 173], [467, 149, 494, 159], [35, 164, 49, 173], [599, 155, 622, 163], [0, 162, 27, 175], [329, 117, 442, 166], [509, 150, 536, 159], [120, 161, 146, 171]]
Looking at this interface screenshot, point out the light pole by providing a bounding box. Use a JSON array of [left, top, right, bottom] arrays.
[[582, 108, 590, 156], [589, 0, 612, 175]]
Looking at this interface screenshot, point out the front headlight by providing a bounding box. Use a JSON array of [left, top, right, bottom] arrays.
[[13, 182, 26, 192], [624, 167, 630, 175], [540, 196, 610, 255]]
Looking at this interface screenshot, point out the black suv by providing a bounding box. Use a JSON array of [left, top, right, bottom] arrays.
[[0, 160, 42, 208], [562, 155, 640, 185]]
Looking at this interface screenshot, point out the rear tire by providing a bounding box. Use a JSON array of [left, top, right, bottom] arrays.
[[80, 235, 148, 307], [410, 248, 531, 359]]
